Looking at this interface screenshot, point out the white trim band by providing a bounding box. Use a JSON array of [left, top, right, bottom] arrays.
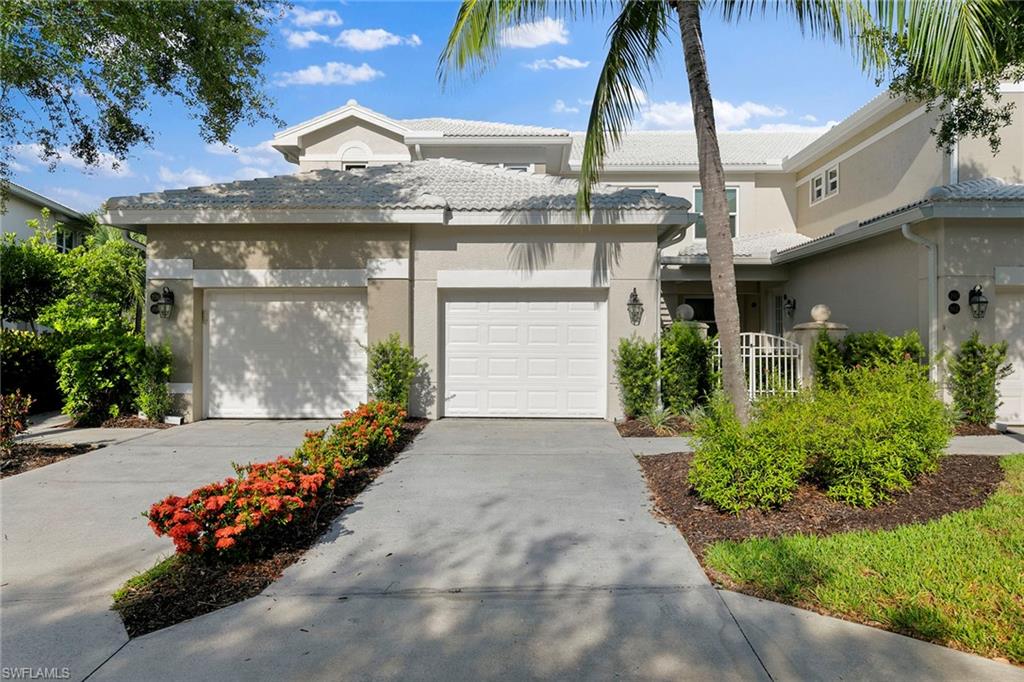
[[193, 269, 367, 288], [995, 266, 1024, 287], [168, 383, 193, 394], [437, 269, 607, 289], [147, 258, 193, 279], [367, 258, 409, 279]]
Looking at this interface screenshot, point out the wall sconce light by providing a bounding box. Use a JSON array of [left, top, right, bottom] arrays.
[[149, 287, 175, 319], [783, 296, 797, 317], [968, 285, 988, 319], [626, 288, 644, 326]]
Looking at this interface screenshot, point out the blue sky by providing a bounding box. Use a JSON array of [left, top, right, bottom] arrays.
[[11, 1, 884, 215]]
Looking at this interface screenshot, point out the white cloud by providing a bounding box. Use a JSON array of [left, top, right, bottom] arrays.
[[800, 114, 818, 123], [500, 17, 568, 48], [46, 186, 106, 213], [335, 28, 422, 51], [273, 62, 384, 86], [552, 99, 579, 114], [13, 143, 132, 177], [640, 99, 788, 130], [206, 140, 292, 174], [158, 166, 219, 186], [526, 55, 588, 71], [283, 28, 330, 49], [290, 6, 342, 27], [739, 120, 839, 133]]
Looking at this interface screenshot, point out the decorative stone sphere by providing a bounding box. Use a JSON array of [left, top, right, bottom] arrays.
[[676, 303, 695, 321], [810, 304, 831, 323]]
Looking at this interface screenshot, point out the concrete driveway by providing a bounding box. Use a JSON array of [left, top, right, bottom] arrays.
[[85, 419, 1021, 681], [0, 419, 329, 681]]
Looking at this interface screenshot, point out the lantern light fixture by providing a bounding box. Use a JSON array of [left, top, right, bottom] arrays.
[[968, 285, 988, 319], [783, 296, 797, 317], [626, 288, 644, 326], [150, 287, 175, 319]]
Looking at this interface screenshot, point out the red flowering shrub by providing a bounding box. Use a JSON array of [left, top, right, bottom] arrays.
[[146, 457, 330, 556], [294, 400, 405, 472]]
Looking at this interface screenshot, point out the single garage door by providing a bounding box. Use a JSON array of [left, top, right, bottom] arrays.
[[996, 290, 1024, 424], [444, 291, 606, 418], [205, 289, 367, 418]]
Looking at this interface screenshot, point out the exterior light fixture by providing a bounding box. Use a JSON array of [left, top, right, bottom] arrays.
[[626, 288, 644, 326], [968, 285, 988, 319], [149, 287, 175, 319], [784, 296, 797, 317]]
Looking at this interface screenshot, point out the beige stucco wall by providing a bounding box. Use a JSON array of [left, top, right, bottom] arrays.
[[781, 229, 927, 340], [0, 194, 84, 241], [145, 224, 412, 421], [410, 224, 659, 420], [794, 104, 948, 238], [958, 92, 1024, 183], [297, 119, 411, 171]]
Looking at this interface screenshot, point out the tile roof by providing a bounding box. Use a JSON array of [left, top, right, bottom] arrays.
[[107, 159, 689, 213], [398, 117, 569, 137], [679, 231, 811, 259], [569, 131, 822, 167], [924, 176, 1024, 202]]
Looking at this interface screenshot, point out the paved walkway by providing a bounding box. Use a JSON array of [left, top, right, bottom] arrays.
[[1, 419, 330, 681], [81, 420, 1020, 681]]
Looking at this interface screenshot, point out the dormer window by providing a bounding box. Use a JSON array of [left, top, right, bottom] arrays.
[[343, 163, 367, 171], [498, 163, 533, 173], [810, 164, 839, 205]]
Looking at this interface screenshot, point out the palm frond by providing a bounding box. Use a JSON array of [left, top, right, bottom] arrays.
[[576, 0, 670, 216]]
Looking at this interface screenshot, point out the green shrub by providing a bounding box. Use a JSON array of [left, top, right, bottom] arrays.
[[688, 392, 814, 513], [0, 329, 61, 412], [810, 362, 952, 507], [813, 330, 927, 387], [56, 335, 146, 425], [134, 344, 173, 421], [294, 400, 406, 472], [660, 323, 713, 413], [0, 217, 66, 325], [947, 331, 1013, 426], [366, 333, 425, 409], [614, 335, 659, 418]]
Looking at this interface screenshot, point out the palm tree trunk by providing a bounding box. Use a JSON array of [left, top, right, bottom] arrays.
[[673, 0, 750, 424]]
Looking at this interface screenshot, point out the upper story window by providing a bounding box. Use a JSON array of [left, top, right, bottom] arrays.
[[810, 164, 839, 205], [693, 187, 738, 239], [55, 228, 76, 253]]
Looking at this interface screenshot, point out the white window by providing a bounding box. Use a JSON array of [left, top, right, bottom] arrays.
[[342, 163, 367, 171], [497, 163, 533, 173], [55, 228, 76, 253], [810, 164, 839, 205], [693, 187, 738, 239]]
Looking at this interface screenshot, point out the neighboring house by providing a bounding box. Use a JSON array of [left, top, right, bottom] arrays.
[[104, 87, 1024, 424], [1, 182, 91, 251]]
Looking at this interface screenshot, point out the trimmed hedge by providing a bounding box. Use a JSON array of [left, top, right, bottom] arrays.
[[813, 330, 926, 387], [660, 323, 713, 414], [614, 335, 659, 418], [948, 331, 1013, 426]]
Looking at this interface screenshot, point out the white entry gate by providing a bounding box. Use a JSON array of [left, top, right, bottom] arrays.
[[713, 332, 802, 400]]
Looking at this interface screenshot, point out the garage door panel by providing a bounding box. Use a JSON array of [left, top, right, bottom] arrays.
[[206, 290, 367, 418], [996, 291, 1023, 423], [444, 292, 606, 418]]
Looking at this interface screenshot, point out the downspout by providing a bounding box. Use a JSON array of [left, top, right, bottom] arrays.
[[900, 223, 938, 382]]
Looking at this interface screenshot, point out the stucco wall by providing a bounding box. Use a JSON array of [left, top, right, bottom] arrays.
[[0, 194, 82, 241], [297, 119, 411, 171], [410, 224, 659, 420], [794, 104, 948, 238], [782, 229, 926, 339], [958, 91, 1024, 183]]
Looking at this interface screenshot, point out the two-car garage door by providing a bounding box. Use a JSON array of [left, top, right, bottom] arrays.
[[443, 292, 606, 418], [205, 290, 367, 418]]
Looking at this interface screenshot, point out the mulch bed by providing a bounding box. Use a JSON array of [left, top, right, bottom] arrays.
[[112, 418, 429, 638], [639, 452, 1004, 564], [1, 442, 101, 478], [954, 423, 1004, 436], [100, 415, 174, 429], [616, 416, 694, 438]]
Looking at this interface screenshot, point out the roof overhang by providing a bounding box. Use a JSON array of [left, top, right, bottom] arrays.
[[8, 182, 90, 223], [568, 162, 786, 173], [409, 136, 572, 147], [660, 254, 775, 266]]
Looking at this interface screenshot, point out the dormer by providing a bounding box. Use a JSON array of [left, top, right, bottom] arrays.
[[270, 100, 573, 173]]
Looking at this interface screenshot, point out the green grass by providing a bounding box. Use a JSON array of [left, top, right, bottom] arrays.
[[112, 554, 180, 604], [705, 454, 1024, 663]]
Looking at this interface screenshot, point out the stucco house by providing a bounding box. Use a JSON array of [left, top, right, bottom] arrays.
[[104, 85, 1024, 424], [1, 182, 91, 251]]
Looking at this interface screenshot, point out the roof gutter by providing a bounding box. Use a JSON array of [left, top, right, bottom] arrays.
[[901, 223, 939, 382]]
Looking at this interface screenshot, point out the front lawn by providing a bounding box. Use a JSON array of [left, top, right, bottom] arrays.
[[705, 454, 1024, 664]]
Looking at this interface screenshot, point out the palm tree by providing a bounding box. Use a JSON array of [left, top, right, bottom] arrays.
[[440, 0, 1004, 424]]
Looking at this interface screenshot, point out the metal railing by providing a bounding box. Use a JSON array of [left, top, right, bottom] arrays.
[[712, 332, 802, 400]]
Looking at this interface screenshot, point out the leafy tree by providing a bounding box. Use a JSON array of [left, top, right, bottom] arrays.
[[0, 209, 66, 326], [1, 0, 283, 197], [441, 0, 1007, 423]]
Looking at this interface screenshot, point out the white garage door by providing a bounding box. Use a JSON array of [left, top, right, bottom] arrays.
[[996, 290, 1024, 424], [444, 292, 606, 418], [205, 290, 367, 418]]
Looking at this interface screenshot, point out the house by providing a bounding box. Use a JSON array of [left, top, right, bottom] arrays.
[[1, 182, 91, 251], [104, 87, 1024, 424]]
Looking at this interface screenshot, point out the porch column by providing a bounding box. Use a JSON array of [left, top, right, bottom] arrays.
[[786, 304, 848, 387]]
